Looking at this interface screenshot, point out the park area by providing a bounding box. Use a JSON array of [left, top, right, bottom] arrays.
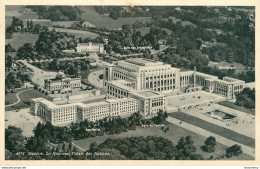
[[167, 91, 225, 109], [72, 122, 253, 160]]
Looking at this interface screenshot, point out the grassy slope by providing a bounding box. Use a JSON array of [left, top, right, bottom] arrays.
[[73, 123, 253, 160], [5, 33, 39, 50], [78, 6, 151, 30]]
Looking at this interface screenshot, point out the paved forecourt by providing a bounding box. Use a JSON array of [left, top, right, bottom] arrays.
[[179, 103, 255, 139]]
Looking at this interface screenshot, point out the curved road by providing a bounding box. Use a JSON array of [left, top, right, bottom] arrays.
[[5, 88, 33, 108], [87, 69, 104, 89]]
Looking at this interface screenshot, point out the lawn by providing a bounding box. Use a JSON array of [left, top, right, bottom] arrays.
[[219, 101, 255, 115], [169, 112, 255, 148], [78, 6, 151, 30], [5, 32, 39, 50], [50, 27, 99, 39], [5, 88, 28, 104], [5, 88, 51, 111], [73, 123, 253, 160]]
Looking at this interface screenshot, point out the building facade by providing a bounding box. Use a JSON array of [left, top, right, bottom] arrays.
[[44, 72, 81, 93], [180, 70, 245, 99], [30, 97, 138, 125], [104, 58, 181, 92], [76, 43, 105, 54]]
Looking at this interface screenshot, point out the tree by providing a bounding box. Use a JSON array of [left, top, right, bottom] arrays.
[[201, 136, 216, 152], [17, 43, 35, 60], [33, 24, 41, 34], [5, 44, 16, 52], [5, 126, 26, 153], [29, 20, 34, 30], [176, 136, 196, 159], [226, 144, 242, 158], [62, 143, 66, 152], [6, 55, 13, 69]]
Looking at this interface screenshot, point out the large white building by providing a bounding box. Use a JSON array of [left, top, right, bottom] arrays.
[[180, 70, 245, 99], [76, 43, 105, 54], [30, 97, 138, 125], [44, 72, 81, 93], [104, 58, 181, 92], [31, 58, 245, 125], [104, 58, 245, 100]]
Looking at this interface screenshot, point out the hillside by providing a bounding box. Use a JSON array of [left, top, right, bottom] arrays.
[[78, 6, 151, 30]]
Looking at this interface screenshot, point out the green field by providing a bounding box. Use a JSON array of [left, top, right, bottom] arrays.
[[50, 27, 99, 39], [73, 123, 253, 160], [5, 88, 27, 105], [78, 6, 151, 30], [5, 32, 39, 50], [169, 112, 255, 148], [219, 101, 255, 115], [5, 88, 51, 111]]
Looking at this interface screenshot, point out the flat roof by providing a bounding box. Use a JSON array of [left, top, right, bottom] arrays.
[[130, 90, 163, 99], [124, 58, 163, 66]]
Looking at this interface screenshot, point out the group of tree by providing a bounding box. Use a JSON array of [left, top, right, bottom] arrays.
[[158, 47, 209, 71], [6, 17, 24, 39], [5, 54, 13, 70], [105, 25, 169, 54], [32, 59, 90, 77], [26, 6, 82, 21], [235, 88, 255, 109], [87, 135, 204, 160], [5, 125, 78, 160], [5, 72, 22, 90], [6, 17, 46, 39], [93, 6, 150, 20], [201, 136, 217, 153], [5, 44, 16, 53], [225, 144, 243, 158], [16, 29, 77, 61]]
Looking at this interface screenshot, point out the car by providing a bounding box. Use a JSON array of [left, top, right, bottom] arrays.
[[15, 109, 20, 112]]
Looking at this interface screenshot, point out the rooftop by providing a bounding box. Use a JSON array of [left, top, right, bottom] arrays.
[[138, 90, 160, 97], [124, 58, 164, 66]]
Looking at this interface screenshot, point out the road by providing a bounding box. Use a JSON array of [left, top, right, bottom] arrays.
[[5, 88, 33, 108], [87, 69, 104, 89], [166, 116, 255, 157], [18, 60, 58, 87]]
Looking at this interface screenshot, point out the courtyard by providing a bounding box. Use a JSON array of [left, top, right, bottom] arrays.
[[167, 91, 226, 109]]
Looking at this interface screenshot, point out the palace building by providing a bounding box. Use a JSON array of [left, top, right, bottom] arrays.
[[103, 58, 181, 92], [31, 58, 245, 125], [76, 43, 105, 54], [44, 72, 81, 93], [30, 97, 138, 125]]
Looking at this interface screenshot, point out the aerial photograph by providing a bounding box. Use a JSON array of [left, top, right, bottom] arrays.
[[5, 6, 255, 160]]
